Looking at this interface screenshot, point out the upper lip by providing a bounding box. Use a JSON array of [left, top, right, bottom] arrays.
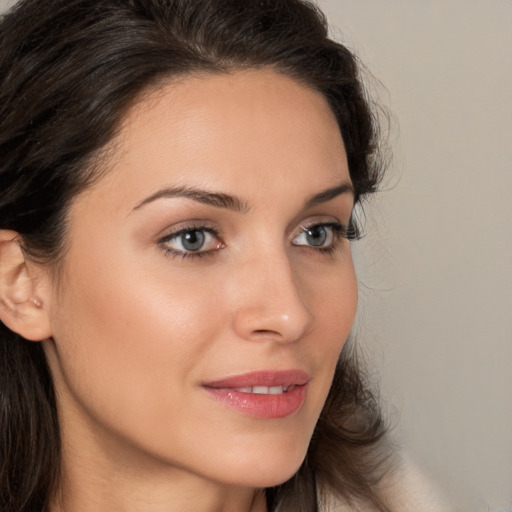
[[202, 369, 310, 389]]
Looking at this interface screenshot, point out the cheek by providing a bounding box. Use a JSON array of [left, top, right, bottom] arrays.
[[47, 246, 226, 438], [293, 252, 358, 414], [305, 252, 358, 346]]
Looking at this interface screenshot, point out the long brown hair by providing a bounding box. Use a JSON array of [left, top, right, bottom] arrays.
[[0, 1, 391, 510]]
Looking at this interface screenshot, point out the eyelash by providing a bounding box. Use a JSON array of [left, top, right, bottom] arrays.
[[297, 222, 351, 256], [158, 224, 221, 260], [158, 221, 353, 260]]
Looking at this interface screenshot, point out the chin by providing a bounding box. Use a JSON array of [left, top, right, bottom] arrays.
[[221, 462, 306, 490], [252, 462, 306, 489], [212, 433, 311, 489]]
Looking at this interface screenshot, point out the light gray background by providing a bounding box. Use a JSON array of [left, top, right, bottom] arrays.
[[1, 0, 511, 510]]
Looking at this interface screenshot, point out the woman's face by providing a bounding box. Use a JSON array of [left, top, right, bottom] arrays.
[[42, 70, 357, 489]]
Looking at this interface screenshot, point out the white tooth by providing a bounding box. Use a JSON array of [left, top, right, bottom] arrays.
[[236, 387, 252, 393], [252, 386, 269, 394], [269, 386, 283, 394]]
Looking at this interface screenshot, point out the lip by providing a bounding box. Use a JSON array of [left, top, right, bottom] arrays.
[[202, 370, 310, 419], [203, 369, 310, 389]]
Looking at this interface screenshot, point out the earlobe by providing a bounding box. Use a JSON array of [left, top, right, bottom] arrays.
[[0, 230, 52, 341]]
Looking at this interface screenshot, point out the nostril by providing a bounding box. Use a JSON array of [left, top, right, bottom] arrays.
[[251, 329, 283, 339]]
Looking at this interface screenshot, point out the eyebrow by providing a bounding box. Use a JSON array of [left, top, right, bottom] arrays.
[[133, 186, 250, 213], [132, 181, 354, 213], [304, 182, 354, 208]]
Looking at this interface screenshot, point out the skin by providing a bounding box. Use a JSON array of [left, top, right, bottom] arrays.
[[35, 70, 357, 512]]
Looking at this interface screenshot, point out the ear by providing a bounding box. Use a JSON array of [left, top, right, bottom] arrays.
[[0, 230, 52, 341]]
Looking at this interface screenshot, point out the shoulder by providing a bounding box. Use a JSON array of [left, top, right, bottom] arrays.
[[378, 453, 451, 512], [317, 453, 450, 512]]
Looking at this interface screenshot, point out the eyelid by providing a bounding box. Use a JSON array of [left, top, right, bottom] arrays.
[[157, 223, 224, 258], [290, 220, 351, 253], [295, 218, 349, 237]]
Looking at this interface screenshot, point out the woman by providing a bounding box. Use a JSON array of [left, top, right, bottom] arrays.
[[0, 1, 397, 511]]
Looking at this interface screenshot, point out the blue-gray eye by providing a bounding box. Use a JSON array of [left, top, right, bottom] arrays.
[[304, 225, 327, 246], [180, 230, 205, 251], [292, 223, 339, 248], [161, 227, 220, 256]]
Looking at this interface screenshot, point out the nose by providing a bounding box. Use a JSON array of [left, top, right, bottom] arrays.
[[230, 249, 315, 344]]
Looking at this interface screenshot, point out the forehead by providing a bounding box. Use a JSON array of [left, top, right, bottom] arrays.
[[81, 69, 350, 210]]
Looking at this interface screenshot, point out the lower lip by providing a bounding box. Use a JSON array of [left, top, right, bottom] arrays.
[[203, 385, 308, 419]]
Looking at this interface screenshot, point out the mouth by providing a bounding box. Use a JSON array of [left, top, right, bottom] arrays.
[[202, 370, 310, 419], [221, 385, 297, 394]]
